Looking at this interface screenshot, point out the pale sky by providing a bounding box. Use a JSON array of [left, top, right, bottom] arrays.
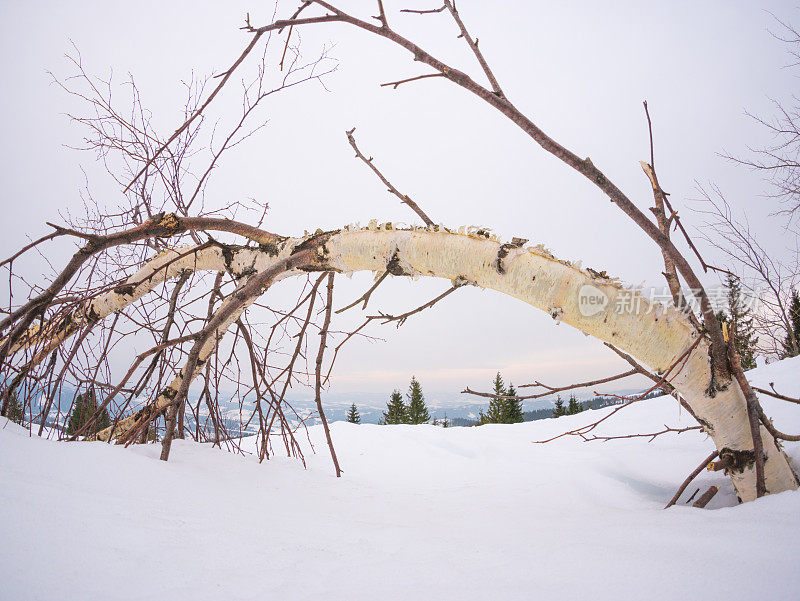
[[1, 0, 798, 398]]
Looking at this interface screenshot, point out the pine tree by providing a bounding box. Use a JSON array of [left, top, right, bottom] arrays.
[[383, 390, 408, 425], [552, 396, 565, 418], [346, 403, 361, 424], [480, 372, 506, 424], [502, 383, 524, 423], [5, 390, 24, 425], [717, 274, 759, 369], [566, 394, 585, 415], [66, 389, 109, 436], [782, 287, 800, 358], [406, 376, 430, 424]]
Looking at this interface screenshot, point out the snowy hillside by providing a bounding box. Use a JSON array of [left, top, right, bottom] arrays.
[[1, 358, 799, 600]]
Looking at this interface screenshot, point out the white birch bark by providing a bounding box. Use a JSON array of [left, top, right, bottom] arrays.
[[323, 226, 799, 502], [10, 225, 797, 501]]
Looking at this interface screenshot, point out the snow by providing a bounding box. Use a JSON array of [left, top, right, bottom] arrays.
[[2, 358, 800, 600]]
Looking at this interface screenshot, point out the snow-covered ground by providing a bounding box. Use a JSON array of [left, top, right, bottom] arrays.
[[2, 358, 799, 601]]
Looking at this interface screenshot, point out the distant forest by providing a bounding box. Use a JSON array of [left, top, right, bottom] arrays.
[[448, 392, 664, 427]]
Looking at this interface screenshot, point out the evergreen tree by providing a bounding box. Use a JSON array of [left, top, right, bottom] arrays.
[[66, 389, 109, 436], [566, 394, 585, 415], [552, 396, 565, 418], [382, 390, 408, 425], [782, 287, 800, 358], [346, 403, 361, 424], [717, 274, 759, 369], [406, 376, 430, 424], [502, 383, 524, 423], [5, 390, 24, 425], [480, 372, 506, 424]]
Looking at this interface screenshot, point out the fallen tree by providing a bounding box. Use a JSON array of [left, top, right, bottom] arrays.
[[1, 1, 797, 505], [4, 218, 798, 502]]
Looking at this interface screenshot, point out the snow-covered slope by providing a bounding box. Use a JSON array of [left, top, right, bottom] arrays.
[[2, 358, 799, 601]]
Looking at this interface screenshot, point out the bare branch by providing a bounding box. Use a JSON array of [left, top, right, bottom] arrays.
[[582, 424, 702, 443], [532, 336, 703, 444], [124, 29, 269, 192], [345, 128, 435, 226], [367, 282, 460, 327], [443, 0, 505, 98], [664, 450, 719, 508], [400, 6, 446, 15], [380, 72, 445, 89], [757, 404, 800, 441], [314, 272, 342, 477], [753, 384, 800, 405], [464, 369, 638, 402], [335, 269, 389, 314]]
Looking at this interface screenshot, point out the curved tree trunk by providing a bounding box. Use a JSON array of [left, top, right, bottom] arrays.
[[10, 224, 798, 502], [323, 226, 798, 502]]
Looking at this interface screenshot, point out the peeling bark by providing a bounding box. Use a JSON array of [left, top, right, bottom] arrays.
[[11, 225, 797, 501], [323, 227, 798, 502]]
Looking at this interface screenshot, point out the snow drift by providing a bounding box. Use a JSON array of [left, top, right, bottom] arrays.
[[1, 357, 799, 601]]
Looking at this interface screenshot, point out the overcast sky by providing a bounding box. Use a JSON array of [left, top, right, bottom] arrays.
[[1, 1, 798, 399]]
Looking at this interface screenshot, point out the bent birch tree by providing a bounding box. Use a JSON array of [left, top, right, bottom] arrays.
[[5, 220, 797, 502], [1, 1, 798, 507]]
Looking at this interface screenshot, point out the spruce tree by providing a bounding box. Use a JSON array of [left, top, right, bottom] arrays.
[[566, 394, 585, 415], [502, 383, 524, 423], [5, 390, 24, 425], [480, 372, 506, 424], [717, 274, 759, 369], [406, 376, 430, 424], [552, 396, 565, 418], [346, 403, 361, 424], [782, 287, 800, 358], [383, 390, 408, 425], [66, 389, 109, 436]]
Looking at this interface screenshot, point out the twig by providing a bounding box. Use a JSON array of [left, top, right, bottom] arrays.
[[367, 283, 460, 327], [124, 27, 272, 192], [0, 228, 74, 269], [753, 384, 800, 405], [665, 450, 719, 508], [374, 0, 389, 28], [325, 281, 462, 384], [380, 72, 445, 89], [443, 0, 505, 98], [582, 424, 702, 443], [314, 272, 342, 477], [532, 336, 703, 444], [464, 368, 638, 401], [335, 269, 389, 314], [345, 128, 434, 226], [400, 6, 446, 15], [322, 318, 372, 386], [279, 25, 294, 71], [663, 193, 736, 277], [757, 405, 800, 441], [602, 342, 699, 422], [693, 485, 719, 508]]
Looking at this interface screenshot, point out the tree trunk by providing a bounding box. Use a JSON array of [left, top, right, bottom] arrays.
[[13, 225, 798, 501], [323, 227, 799, 502]]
